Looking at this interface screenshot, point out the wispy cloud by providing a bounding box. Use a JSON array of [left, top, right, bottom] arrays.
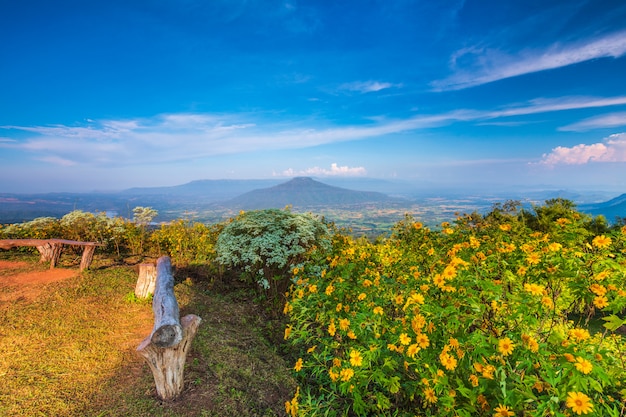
[[432, 30, 626, 91], [338, 80, 400, 93], [276, 163, 367, 177], [560, 112, 626, 131], [540, 133, 626, 165], [2, 95, 626, 167]]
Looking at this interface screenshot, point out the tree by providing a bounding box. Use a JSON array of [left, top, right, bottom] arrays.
[[215, 208, 331, 304]]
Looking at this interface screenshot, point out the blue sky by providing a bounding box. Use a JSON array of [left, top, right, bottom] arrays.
[[1, 0, 626, 193]]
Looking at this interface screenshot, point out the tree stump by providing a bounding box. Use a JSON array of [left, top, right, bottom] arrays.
[[136, 256, 202, 401], [135, 263, 157, 299], [79, 244, 97, 271]]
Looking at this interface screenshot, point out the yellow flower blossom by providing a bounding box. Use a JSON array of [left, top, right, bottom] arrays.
[[568, 328, 590, 342], [340, 367, 354, 382], [566, 391, 593, 415], [294, 358, 303, 372], [328, 321, 336, 337], [439, 352, 457, 371], [499, 224, 511, 231], [307, 345, 317, 353], [469, 374, 479, 387], [498, 337, 515, 356], [349, 350, 363, 367], [406, 343, 420, 359], [574, 357, 593, 374], [357, 293, 367, 301], [325, 284, 334, 295], [284, 325, 292, 340], [399, 333, 411, 345], [493, 404, 514, 416], [373, 306, 383, 315], [524, 283, 545, 296], [416, 333, 430, 349], [424, 387, 437, 403], [593, 295, 609, 309], [526, 252, 541, 265], [339, 318, 350, 331], [592, 235, 612, 249]]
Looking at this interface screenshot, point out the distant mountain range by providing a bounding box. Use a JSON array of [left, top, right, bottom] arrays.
[[0, 177, 624, 225]]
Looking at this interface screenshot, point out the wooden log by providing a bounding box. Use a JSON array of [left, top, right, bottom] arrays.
[[135, 263, 157, 299], [150, 257, 183, 347], [36, 242, 54, 263], [136, 256, 202, 401], [137, 314, 202, 401], [49, 243, 63, 269]]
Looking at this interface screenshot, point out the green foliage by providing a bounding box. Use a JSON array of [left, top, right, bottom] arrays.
[[284, 209, 626, 416], [215, 209, 331, 302], [151, 219, 223, 265]]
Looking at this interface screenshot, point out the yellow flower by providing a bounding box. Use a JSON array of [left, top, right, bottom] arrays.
[[575, 357, 593, 374], [548, 242, 562, 251], [493, 404, 514, 416], [469, 374, 479, 387], [399, 333, 411, 345], [524, 283, 544, 296], [526, 252, 541, 265], [284, 325, 292, 340], [333, 357, 342, 367], [433, 274, 445, 287], [325, 284, 334, 295], [439, 353, 457, 371], [335, 303, 342, 312], [593, 295, 609, 309], [498, 337, 515, 356], [307, 345, 317, 353], [566, 391, 593, 415], [340, 367, 354, 382], [416, 333, 430, 349], [357, 292, 367, 301], [373, 306, 384, 315], [568, 328, 590, 342], [395, 294, 404, 305], [427, 247, 435, 256], [589, 283, 607, 296], [517, 266, 527, 276], [328, 368, 339, 382], [592, 235, 612, 249], [442, 265, 457, 279], [423, 387, 438, 404], [556, 217, 570, 226], [285, 387, 300, 417], [563, 353, 575, 362], [347, 330, 357, 339], [406, 343, 420, 359], [541, 296, 554, 309], [339, 318, 350, 331], [308, 284, 317, 293], [362, 279, 372, 287], [294, 358, 303, 372], [328, 321, 336, 336], [349, 349, 363, 367]]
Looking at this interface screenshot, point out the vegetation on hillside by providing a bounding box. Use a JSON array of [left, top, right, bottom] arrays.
[[0, 200, 624, 416]]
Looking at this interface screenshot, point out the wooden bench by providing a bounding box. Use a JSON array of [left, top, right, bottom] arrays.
[[0, 239, 104, 271]]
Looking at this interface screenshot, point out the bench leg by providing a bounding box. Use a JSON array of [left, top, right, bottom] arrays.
[[80, 245, 96, 271], [50, 243, 63, 269]]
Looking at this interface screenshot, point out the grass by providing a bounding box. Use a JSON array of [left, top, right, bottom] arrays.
[[0, 253, 296, 416]]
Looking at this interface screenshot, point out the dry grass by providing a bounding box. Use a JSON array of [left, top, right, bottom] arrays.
[[0, 253, 296, 416]]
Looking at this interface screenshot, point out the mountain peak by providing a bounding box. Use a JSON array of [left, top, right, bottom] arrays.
[[227, 177, 397, 209]]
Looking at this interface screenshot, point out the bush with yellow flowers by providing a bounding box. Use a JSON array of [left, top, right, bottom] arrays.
[[283, 211, 626, 416]]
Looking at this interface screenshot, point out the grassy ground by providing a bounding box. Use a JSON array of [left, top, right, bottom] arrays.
[[0, 252, 296, 416]]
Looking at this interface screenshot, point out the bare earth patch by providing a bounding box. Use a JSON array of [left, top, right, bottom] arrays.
[[0, 260, 78, 301]]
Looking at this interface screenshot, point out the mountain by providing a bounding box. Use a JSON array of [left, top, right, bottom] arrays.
[[225, 177, 403, 210], [579, 193, 626, 221]]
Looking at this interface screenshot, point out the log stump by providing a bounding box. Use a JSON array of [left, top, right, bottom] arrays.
[[135, 263, 157, 299], [136, 256, 202, 401]]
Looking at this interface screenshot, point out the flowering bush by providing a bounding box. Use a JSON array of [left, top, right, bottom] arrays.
[[284, 213, 626, 416]]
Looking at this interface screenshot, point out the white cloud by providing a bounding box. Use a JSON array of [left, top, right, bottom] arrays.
[[540, 133, 626, 165], [338, 80, 399, 93], [277, 163, 367, 177], [2, 96, 626, 169], [432, 30, 626, 91], [560, 112, 626, 131]]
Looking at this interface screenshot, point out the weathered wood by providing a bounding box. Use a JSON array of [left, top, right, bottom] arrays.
[[137, 314, 202, 401], [135, 263, 157, 299], [136, 256, 202, 401], [150, 257, 183, 347], [0, 239, 103, 270]]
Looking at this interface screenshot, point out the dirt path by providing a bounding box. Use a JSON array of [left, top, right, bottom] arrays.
[[0, 260, 78, 302]]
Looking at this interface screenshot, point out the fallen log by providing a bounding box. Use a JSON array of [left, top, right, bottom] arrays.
[[137, 256, 202, 401]]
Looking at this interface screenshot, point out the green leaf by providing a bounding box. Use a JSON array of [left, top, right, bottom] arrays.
[[601, 315, 626, 331]]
